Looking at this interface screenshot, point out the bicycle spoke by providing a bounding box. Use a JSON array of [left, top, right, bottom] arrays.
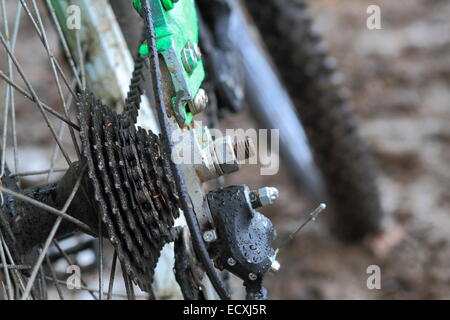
[[0, 71, 79, 130], [19, 0, 77, 100], [23, 228, 64, 300], [45, 0, 82, 90], [47, 83, 81, 182], [9, 3, 22, 176], [10, 168, 67, 178], [0, 186, 93, 234], [1, 281, 7, 299], [72, 17, 86, 91], [0, 33, 74, 167], [122, 263, 135, 300], [47, 122, 66, 182], [21, 165, 86, 299], [1, 0, 11, 179], [107, 250, 117, 300], [1, 1, 21, 184], [38, 264, 48, 299], [30, 0, 82, 164], [44, 276, 138, 299], [98, 214, 104, 300], [1, 0, 81, 171], [0, 1, 118, 301], [0, 0, 154, 301], [46, 86, 76, 182], [52, 240, 98, 300], [45, 254, 64, 300], [0, 233, 13, 299], [0, 264, 30, 270], [0, 233, 26, 293]]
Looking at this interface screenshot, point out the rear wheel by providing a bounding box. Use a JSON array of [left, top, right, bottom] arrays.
[[0, 0, 155, 300], [244, 0, 383, 241]]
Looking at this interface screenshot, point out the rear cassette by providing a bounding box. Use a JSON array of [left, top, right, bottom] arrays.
[[77, 91, 180, 292]]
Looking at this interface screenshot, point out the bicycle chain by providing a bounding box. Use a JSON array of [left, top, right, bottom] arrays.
[[77, 52, 180, 292]]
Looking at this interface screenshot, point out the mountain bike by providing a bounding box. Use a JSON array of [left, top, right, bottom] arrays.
[[0, 0, 382, 300]]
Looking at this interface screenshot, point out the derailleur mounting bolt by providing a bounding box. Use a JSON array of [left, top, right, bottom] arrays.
[[191, 88, 208, 115], [182, 41, 200, 74], [250, 187, 279, 208]]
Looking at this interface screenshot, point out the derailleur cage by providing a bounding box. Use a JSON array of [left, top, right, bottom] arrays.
[[206, 184, 279, 300]]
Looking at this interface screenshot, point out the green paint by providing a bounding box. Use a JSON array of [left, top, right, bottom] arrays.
[[50, 0, 79, 62], [135, 0, 205, 127], [184, 109, 194, 125], [139, 42, 149, 57], [133, 0, 142, 13], [161, 0, 174, 11]]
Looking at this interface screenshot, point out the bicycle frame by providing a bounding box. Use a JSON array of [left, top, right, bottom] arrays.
[[0, 0, 285, 300]]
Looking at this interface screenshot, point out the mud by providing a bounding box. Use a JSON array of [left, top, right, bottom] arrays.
[[1, 0, 449, 299], [226, 0, 450, 299]]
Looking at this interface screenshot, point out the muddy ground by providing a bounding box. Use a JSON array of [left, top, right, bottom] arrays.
[[233, 0, 450, 299], [1, 0, 449, 299]]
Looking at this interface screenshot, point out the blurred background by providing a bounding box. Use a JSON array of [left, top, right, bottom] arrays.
[[1, 0, 449, 299], [225, 0, 450, 299]]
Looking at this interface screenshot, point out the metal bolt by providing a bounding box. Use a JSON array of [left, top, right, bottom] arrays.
[[233, 137, 256, 163], [192, 42, 202, 60], [227, 257, 236, 266], [182, 41, 198, 74], [260, 187, 279, 206], [270, 260, 281, 273], [213, 136, 239, 175], [248, 273, 258, 281], [251, 187, 279, 208], [190, 88, 208, 115], [202, 229, 217, 243]]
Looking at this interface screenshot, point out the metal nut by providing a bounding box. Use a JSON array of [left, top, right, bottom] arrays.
[[258, 187, 279, 207], [191, 88, 208, 115]]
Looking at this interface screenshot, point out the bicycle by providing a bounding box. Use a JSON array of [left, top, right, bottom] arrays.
[[0, 0, 383, 300]]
